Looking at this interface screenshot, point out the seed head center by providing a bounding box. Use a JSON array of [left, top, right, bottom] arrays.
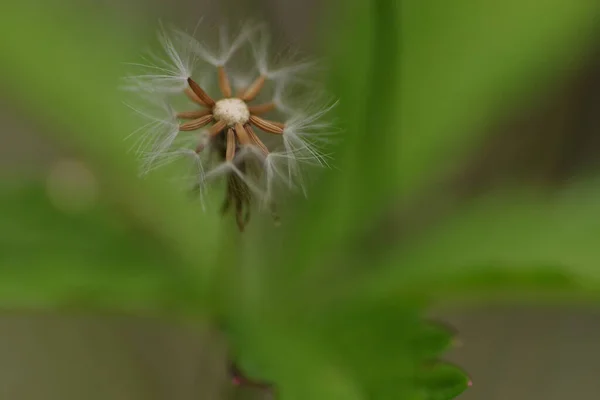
[[213, 98, 250, 126]]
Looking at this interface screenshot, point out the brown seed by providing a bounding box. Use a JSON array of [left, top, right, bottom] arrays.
[[244, 124, 270, 156], [249, 115, 284, 134], [240, 75, 266, 102], [223, 173, 252, 232], [184, 88, 207, 107], [208, 120, 227, 137], [234, 123, 251, 146], [179, 114, 213, 131], [218, 66, 233, 98], [248, 102, 276, 115], [176, 109, 211, 119], [188, 78, 215, 107], [226, 128, 237, 162]]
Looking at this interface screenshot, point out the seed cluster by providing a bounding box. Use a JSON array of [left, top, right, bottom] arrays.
[[126, 24, 336, 233], [179, 67, 285, 231]]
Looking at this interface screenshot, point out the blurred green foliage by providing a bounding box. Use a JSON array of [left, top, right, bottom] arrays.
[[0, 182, 203, 313], [368, 180, 600, 303], [1, 0, 600, 399]]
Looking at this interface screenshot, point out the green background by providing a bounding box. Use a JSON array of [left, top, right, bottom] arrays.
[[1, 0, 600, 398]]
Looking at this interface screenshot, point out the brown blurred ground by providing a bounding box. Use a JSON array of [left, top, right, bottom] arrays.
[[2, 0, 600, 399], [444, 306, 600, 400]]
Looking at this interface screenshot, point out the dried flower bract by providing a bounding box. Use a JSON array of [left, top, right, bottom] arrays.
[[124, 22, 337, 231]]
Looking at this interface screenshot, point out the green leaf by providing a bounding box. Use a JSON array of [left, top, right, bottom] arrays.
[[228, 316, 364, 400], [411, 321, 458, 361], [397, 0, 600, 196], [277, 0, 600, 310], [227, 298, 460, 399], [365, 178, 600, 303], [0, 182, 200, 313], [416, 363, 471, 400]]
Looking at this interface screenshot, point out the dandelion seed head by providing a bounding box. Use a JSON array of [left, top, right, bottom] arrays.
[[124, 20, 337, 231]]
